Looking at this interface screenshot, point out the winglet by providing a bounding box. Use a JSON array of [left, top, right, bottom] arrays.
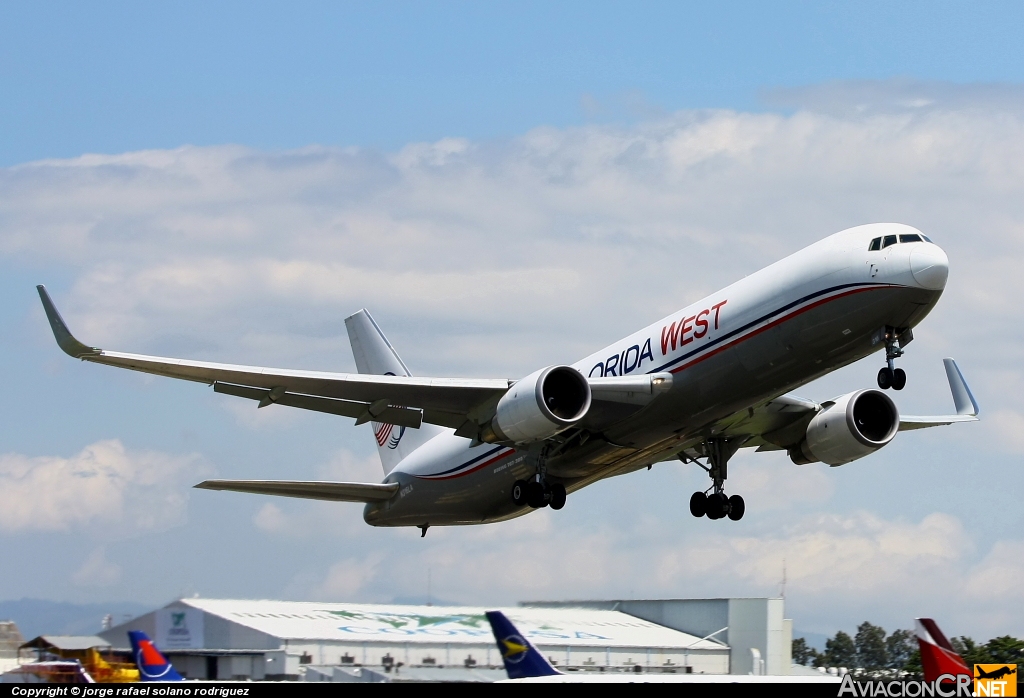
[[36, 285, 100, 359], [485, 611, 561, 679], [943, 359, 979, 417]]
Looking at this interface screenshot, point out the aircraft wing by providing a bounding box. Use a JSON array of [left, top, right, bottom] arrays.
[[38, 286, 667, 434], [897, 358, 980, 430], [194, 479, 400, 503], [713, 358, 978, 450], [38, 285, 509, 430]]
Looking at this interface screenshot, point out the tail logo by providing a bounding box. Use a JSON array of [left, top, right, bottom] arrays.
[[374, 423, 405, 449], [372, 372, 405, 449], [135, 639, 173, 679], [501, 634, 530, 664]]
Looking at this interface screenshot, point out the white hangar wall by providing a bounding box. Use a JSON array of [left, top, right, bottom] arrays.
[[99, 598, 731, 680], [523, 598, 793, 676]]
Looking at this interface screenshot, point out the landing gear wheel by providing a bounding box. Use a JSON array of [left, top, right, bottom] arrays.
[[549, 483, 567, 510], [689, 492, 707, 518], [526, 481, 547, 508], [512, 480, 528, 507], [727, 494, 745, 521], [706, 493, 728, 520], [877, 367, 893, 390], [892, 368, 907, 391]]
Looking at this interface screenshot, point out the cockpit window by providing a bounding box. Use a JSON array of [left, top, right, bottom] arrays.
[[882, 235, 898, 248], [868, 237, 881, 251], [899, 234, 923, 243], [921, 234, 932, 242]]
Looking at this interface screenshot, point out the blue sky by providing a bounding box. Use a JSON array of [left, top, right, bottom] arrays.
[[2, 2, 1023, 642], [4, 2, 1024, 164]]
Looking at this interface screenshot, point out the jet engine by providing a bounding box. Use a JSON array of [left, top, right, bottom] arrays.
[[483, 366, 591, 444], [789, 389, 899, 466]]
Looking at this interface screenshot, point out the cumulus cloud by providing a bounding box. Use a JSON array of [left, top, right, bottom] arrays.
[[71, 547, 122, 587], [0, 440, 208, 534], [4, 81, 1024, 635], [7, 92, 1022, 382]]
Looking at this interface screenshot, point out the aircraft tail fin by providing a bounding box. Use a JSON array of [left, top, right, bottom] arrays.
[[914, 618, 972, 683], [128, 631, 184, 681], [485, 611, 561, 679], [345, 309, 444, 474]]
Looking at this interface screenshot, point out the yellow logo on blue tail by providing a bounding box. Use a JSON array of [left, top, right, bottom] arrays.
[[501, 634, 529, 663]]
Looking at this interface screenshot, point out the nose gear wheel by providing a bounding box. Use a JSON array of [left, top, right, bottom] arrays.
[[877, 326, 909, 391]]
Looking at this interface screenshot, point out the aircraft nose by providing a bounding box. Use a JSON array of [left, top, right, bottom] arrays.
[[910, 243, 949, 290]]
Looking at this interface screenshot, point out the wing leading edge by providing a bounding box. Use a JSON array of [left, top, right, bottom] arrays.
[[37, 285, 675, 435], [37, 285, 509, 428], [194, 479, 399, 503]]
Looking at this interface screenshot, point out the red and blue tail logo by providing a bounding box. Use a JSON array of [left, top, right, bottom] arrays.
[[128, 631, 184, 681], [373, 422, 405, 449]]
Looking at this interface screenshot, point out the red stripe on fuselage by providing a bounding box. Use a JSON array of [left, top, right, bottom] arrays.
[[670, 286, 888, 375], [415, 449, 513, 481]]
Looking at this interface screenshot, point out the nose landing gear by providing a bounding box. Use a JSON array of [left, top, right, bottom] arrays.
[[685, 438, 745, 522], [877, 326, 909, 391]]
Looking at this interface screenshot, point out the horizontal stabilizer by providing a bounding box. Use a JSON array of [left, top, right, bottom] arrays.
[[194, 479, 399, 503], [898, 358, 980, 431]]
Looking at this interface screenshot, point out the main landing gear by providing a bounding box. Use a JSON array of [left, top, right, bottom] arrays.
[[512, 449, 566, 510], [877, 326, 908, 391], [685, 438, 745, 522], [512, 478, 566, 510]]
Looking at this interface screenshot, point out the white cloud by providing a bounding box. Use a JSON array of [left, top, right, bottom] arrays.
[[71, 547, 122, 587], [314, 554, 387, 600], [984, 410, 1024, 454], [0, 440, 208, 534], [4, 100, 1022, 384], [4, 82, 1024, 635]]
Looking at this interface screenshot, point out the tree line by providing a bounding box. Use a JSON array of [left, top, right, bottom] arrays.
[[792, 622, 1024, 677]]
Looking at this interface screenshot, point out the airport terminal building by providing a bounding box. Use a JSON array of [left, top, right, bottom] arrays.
[[99, 597, 791, 681]]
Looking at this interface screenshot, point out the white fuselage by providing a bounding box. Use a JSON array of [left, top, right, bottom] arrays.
[[365, 223, 948, 527]]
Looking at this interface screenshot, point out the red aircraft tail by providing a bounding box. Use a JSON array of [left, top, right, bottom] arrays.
[[915, 618, 972, 683]]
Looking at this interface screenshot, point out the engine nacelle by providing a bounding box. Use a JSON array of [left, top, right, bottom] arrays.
[[485, 366, 592, 444], [790, 389, 899, 466]]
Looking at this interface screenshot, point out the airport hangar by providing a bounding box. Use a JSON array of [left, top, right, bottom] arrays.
[[99, 597, 793, 681]]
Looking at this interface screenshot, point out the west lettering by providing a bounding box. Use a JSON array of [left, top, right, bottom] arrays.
[[660, 321, 679, 355], [694, 309, 710, 338], [680, 315, 695, 345], [712, 300, 728, 329]]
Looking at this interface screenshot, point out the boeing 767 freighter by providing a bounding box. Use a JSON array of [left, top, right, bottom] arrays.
[[38, 223, 978, 534]]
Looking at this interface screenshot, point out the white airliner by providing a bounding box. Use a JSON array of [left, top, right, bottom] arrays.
[[38, 223, 978, 534]]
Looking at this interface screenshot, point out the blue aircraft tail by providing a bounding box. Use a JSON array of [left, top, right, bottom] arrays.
[[128, 631, 184, 681], [485, 611, 561, 679]]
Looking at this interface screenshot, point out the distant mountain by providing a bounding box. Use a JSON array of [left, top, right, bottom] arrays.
[[794, 630, 830, 652], [0, 599, 153, 640]]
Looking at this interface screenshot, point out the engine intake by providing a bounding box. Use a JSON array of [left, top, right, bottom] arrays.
[[790, 389, 899, 466], [484, 366, 591, 444]]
